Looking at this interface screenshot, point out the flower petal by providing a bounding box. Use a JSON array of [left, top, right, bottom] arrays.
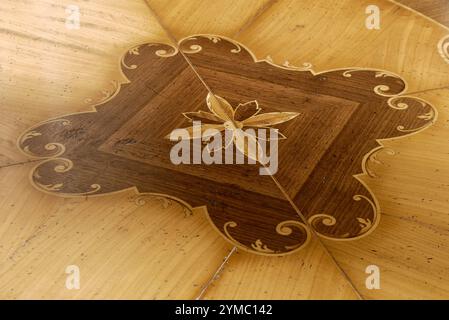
[[183, 111, 224, 124], [242, 112, 300, 127], [234, 100, 261, 121], [206, 93, 234, 122]]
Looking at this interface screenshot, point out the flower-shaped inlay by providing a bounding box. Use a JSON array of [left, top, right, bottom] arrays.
[[174, 93, 299, 161]]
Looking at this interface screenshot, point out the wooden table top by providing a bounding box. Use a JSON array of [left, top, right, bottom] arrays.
[[0, 0, 448, 299]]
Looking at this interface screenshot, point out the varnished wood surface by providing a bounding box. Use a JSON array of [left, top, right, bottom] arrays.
[[235, 0, 449, 93], [0, 0, 173, 167], [1, 0, 449, 299], [202, 238, 359, 300], [0, 163, 233, 299]]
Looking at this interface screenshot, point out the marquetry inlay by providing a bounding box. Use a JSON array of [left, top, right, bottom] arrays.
[[18, 35, 437, 255]]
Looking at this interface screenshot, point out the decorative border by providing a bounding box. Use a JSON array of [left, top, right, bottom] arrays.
[[17, 34, 438, 255]]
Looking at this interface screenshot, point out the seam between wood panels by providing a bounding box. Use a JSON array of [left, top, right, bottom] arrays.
[[219, 1, 364, 299], [232, 0, 279, 39], [195, 246, 237, 300], [142, 0, 363, 300], [0, 159, 40, 170], [188, 0, 449, 299], [142, 0, 239, 298], [389, 0, 449, 31], [268, 172, 364, 300], [400, 85, 449, 97], [0, 195, 77, 276]]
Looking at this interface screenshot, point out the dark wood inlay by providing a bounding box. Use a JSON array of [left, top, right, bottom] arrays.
[[18, 35, 436, 254]]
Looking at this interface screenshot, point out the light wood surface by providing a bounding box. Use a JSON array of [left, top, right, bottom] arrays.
[[1, 0, 449, 299], [234, 0, 449, 94], [0, 163, 233, 299], [333, 88, 449, 299], [0, 0, 171, 166], [396, 0, 449, 26], [146, 0, 273, 39], [202, 238, 359, 300], [314, 88, 449, 299], [326, 213, 449, 299]]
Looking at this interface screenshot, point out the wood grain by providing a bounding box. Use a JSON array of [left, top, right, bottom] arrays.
[[0, 0, 172, 166], [232, 0, 449, 93], [397, 0, 449, 26], [0, 163, 233, 299], [362, 88, 449, 227], [326, 213, 449, 299], [146, 0, 273, 39], [202, 238, 359, 300], [322, 88, 449, 299], [164, 0, 449, 299]]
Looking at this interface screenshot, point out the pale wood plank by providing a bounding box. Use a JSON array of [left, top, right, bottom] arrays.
[[202, 238, 359, 300], [235, 0, 449, 93], [146, 0, 273, 39], [326, 213, 449, 299], [0, 163, 232, 299], [0, 0, 172, 166]]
